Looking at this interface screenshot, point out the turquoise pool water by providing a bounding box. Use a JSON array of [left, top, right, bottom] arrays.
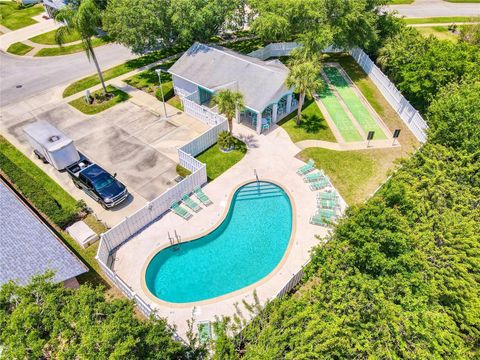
[[145, 181, 293, 303]]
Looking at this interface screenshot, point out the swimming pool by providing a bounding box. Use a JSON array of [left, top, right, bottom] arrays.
[[145, 181, 293, 303]]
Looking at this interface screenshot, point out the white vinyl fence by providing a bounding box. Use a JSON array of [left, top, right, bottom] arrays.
[[250, 43, 428, 143], [349, 47, 428, 142], [248, 42, 299, 60], [96, 118, 228, 334], [183, 91, 227, 127]]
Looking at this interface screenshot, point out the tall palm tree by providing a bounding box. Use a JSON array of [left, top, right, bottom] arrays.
[[55, 0, 107, 94], [212, 89, 244, 134], [286, 61, 321, 125]]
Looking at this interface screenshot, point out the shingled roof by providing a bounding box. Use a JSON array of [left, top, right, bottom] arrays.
[[0, 181, 87, 286], [168, 42, 291, 112]]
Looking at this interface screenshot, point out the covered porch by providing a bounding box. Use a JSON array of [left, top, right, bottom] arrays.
[[238, 92, 298, 134]]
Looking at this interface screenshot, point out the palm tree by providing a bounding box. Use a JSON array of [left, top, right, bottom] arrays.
[[212, 89, 244, 134], [286, 61, 321, 125], [55, 0, 107, 94]]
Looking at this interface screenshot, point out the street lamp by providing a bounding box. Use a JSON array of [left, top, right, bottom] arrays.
[[155, 68, 168, 118]]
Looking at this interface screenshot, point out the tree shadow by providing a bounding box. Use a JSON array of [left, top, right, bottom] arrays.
[[297, 114, 327, 134], [324, 53, 368, 83]]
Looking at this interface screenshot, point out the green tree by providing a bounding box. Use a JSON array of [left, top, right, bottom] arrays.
[[460, 22, 480, 46], [251, 13, 290, 43], [377, 28, 480, 111], [286, 61, 321, 125], [233, 144, 480, 359], [170, 0, 239, 45], [55, 0, 108, 94], [427, 80, 480, 152], [0, 274, 205, 359], [103, 0, 174, 54], [212, 89, 244, 134]]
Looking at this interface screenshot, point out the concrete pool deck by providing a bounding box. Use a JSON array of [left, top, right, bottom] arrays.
[[112, 123, 347, 337]]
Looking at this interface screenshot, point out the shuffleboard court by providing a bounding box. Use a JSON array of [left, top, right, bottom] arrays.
[[317, 79, 363, 142], [324, 66, 387, 140]]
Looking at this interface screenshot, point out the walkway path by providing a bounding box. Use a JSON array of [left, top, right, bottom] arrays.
[[0, 18, 59, 50], [385, 0, 480, 18], [295, 138, 398, 151]]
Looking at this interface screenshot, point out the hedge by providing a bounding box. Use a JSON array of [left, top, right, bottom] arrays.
[[0, 137, 82, 228]]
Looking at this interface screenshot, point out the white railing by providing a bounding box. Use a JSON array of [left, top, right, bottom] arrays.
[[180, 121, 229, 157], [181, 91, 227, 127], [96, 115, 229, 339], [248, 43, 343, 61], [276, 266, 306, 298], [349, 48, 428, 142], [248, 42, 299, 60]]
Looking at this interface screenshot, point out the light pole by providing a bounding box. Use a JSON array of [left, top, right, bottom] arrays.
[[155, 68, 168, 118]]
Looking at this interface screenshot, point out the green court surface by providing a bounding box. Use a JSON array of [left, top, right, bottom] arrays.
[[324, 66, 387, 140], [317, 80, 363, 142]]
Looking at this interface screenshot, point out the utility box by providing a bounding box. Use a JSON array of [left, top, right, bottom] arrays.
[[23, 121, 80, 170]]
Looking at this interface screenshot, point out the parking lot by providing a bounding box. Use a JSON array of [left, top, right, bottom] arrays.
[[2, 100, 208, 226]]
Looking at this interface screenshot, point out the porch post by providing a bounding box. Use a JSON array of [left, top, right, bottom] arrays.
[[272, 103, 278, 123], [256, 112, 262, 134], [235, 106, 240, 124], [286, 93, 292, 113]]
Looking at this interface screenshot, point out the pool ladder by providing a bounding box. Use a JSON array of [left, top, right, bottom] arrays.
[[254, 168, 259, 183], [168, 230, 182, 250]]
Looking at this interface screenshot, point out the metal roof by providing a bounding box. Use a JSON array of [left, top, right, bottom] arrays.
[[0, 181, 87, 286], [168, 42, 291, 112]]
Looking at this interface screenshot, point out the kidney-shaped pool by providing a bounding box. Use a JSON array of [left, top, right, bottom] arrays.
[[145, 181, 293, 303]]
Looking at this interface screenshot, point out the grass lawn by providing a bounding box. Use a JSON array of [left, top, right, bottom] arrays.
[[167, 96, 183, 111], [35, 37, 108, 57], [176, 164, 192, 178], [6, 41, 33, 55], [62, 46, 185, 98], [416, 26, 459, 41], [69, 85, 130, 115], [298, 147, 407, 205], [0, 136, 113, 290], [279, 98, 336, 143], [29, 28, 81, 45], [62, 38, 264, 98], [124, 60, 176, 101], [404, 16, 480, 24], [0, 1, 43, 30], [196, 140, 247, 181], [298, 53, 421, 204]]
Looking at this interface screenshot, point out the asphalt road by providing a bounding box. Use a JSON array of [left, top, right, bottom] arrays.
[[0, 43, 135, 106], [386, 0, 480, 18]]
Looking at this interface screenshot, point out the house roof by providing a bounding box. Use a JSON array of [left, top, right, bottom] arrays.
[[168, 42, 291, 112], [0, 180, 87, 286]]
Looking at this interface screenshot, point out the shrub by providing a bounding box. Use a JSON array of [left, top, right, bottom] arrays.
[[217, 131, 235, 150], [0, 139, 83, 228]]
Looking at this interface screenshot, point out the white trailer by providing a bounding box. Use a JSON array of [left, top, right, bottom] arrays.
[[23, 121, 80, 170]]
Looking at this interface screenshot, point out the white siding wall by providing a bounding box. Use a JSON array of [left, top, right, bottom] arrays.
[[172, 75, 198, 98]]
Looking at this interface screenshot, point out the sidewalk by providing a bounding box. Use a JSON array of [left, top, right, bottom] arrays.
[[0, 18, 60, 50]]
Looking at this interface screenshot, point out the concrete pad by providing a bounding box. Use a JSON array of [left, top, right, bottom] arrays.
[[135, 169, 179, 201], [133, 120, 178, 144]]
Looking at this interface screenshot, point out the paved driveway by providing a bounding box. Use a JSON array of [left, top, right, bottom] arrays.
[[3, 100, 208, 226]]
